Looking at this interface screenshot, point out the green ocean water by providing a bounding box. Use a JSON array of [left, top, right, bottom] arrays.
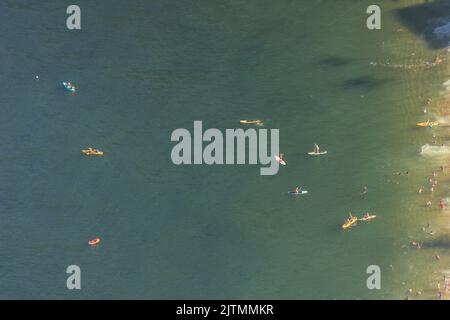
[[0, 0, 449, 299]]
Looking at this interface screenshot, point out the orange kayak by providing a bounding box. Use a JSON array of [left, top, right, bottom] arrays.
[[416, 121, 438, 127], [81, 148, 104, 156]]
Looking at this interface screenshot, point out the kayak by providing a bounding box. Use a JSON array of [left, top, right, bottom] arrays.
[[62, 81, 76, 92], [359, 214, 377, 222], [81, 148, 104, 156], [275, 155, 286, 165], [88, 238, 101, 246], [308, 151, 328, 156], [288, 190, 308, 195], [240, 120, 262, 125], [417, 121, 438, 127], [342, 216, 358, 229]]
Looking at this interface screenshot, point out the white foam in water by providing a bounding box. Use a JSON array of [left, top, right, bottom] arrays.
[[420, 144, 450, 156], [443, 80, 450, 97], [435, 116, 450, 126], [433, 21, 450, 39]]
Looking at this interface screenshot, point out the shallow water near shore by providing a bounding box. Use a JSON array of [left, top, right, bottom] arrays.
[[0, 0, 449, 299]]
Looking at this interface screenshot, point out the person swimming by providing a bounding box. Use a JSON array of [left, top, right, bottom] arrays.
[[361, 186, 368, 195]]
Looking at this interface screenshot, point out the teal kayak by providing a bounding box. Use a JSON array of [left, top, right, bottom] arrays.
[[62, 82, 76, 92]]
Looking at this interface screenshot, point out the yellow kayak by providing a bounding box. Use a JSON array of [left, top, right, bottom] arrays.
[[240, 120, 262, 125], [342, 215, 358, 229], [81, 148, 104, 156], [417, 121, 438, 127]]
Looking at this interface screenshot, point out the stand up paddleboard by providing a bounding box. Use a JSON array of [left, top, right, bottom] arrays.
[[275, 155, 286, 165], [240, 120, 262, 125], [288, 190, 308, 195], [308, 151, 328, 156]]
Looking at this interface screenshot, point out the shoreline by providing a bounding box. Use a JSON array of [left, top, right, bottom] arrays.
[[410, 19, 450, 300], [433, 36, 450, 301]]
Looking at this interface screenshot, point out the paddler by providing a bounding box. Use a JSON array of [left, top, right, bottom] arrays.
[[314, 144, 320, 154], [294, 186, 301, 194]]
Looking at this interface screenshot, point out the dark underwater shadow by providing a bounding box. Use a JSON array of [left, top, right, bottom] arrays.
[[317, 56, 352, 67], [342, 76, 393, 91], [395, 0, 450, 50], [422, 234, 450, 249]]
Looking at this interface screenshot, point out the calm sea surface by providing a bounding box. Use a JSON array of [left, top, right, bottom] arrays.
[[0, 0, 449, 299]]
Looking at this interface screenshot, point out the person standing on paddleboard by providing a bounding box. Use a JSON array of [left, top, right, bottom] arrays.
[[314, 144, 320, 154]]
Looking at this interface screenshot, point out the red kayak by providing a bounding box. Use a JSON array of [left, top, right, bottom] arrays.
[[88, 238, 101, 246], [275, 155, 286, 165]]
